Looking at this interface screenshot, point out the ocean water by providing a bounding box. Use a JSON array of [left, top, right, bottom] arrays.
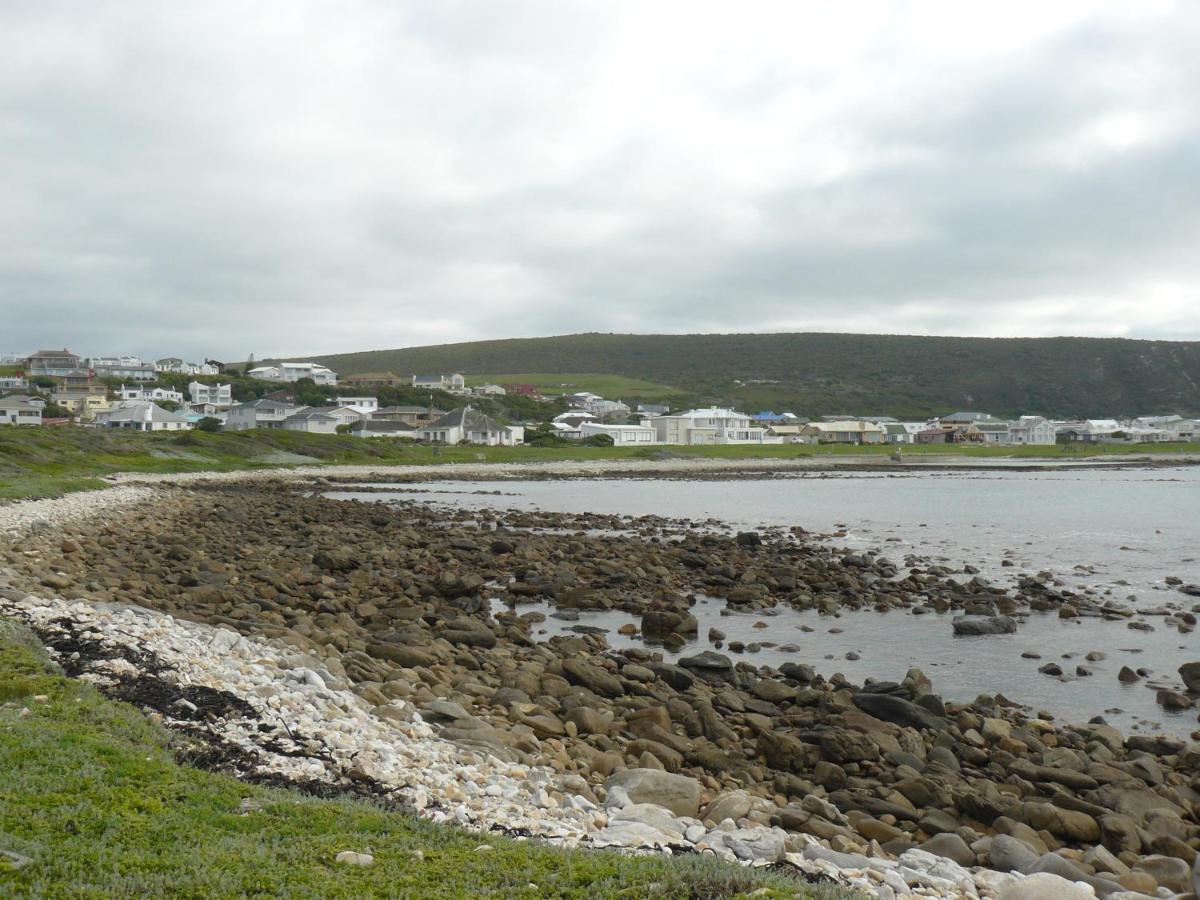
[[328, 466, 1200, 735]]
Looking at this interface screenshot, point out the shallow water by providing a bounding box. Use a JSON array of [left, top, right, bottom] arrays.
[[327, 467, 1200, 736]]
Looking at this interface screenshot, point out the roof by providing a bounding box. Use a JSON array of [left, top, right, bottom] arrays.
[[413, 373, 448, 382], [0, 395, 40, 410], [376, 405, 430, 414], [974, 423, 1010, 433], [235, 399, 292, 411], [102, 402, 189, 424], [423, 407, 506, 433], [284, 409, 338, 423], [28, 349, 77, 358], [941, 412, 1000, 423]]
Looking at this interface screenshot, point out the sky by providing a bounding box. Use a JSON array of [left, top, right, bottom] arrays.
[[2, 0, 1199, 361]]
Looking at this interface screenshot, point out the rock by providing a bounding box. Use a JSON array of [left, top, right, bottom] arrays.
[[334, 850, 374, 866], [703, 789, 754, 824], [603, 769, 701, 818], [756, 730, 817, 773], [920, 832, 976, 867], [990, 834, 1041, 873], [996, 872, 1095, 900], [561, 659, 623, 698], [1114, 871, 1157, 894], [701, 827, 787, 862], [678, 651, 733, 673], [852, 691, 948, 730], [366, 641, 435, 669], [1156, 689, 1192, 711], [1117, 666, 1140, 684], [1131, 855, 1192, 893], [952, 615, 1017, 636], [1179, 661, 1200, 692]]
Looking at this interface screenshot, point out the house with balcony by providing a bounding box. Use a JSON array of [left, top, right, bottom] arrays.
[[334, 396, 378, 415], [1009, 416, 1057, 445], [188, 382, 233, 407], [373, 405, 440, 425], [88, 356, 157, 380], [644, 408, 768, 445], [25, 349, 82, 378], [119, 384, 184, 404], [224, 399, 298, 430], [156, 357, 218, 376]]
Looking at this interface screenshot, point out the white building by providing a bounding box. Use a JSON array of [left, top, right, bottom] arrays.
[[119, 384, 184, 404], [282, 406, 363, 434], [224, 399, 298, 430], [156, 357, 218, 376], [0, 375, 29, 391], [416, 407, 522, 445], [0, 395, 43, 426], [1133, 415, 1200, 442], [94, 401, 191, 432], [188, 382, 233, 407], [579, 422, 658, 446], [1009, 416, 1057, 446], [468, 383, 507, 397], [334, 396, 378, 415], [88, 356, 157, 380], [645, 408, 768, 445], [247, 362, 338, 385], [412, 373, 466, 393]]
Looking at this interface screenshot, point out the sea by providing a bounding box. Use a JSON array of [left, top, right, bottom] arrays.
[[328, 465, 1200, 736]]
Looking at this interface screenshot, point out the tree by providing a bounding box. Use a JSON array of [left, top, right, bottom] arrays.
[[41, 401, 71, 418], [195, 416, 222, 433], [335, 423, 355, 435]]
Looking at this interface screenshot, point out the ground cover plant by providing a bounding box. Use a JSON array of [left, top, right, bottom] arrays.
[[0, 619, 856, 898]]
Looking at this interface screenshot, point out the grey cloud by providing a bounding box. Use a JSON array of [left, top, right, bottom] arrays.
[[2, 1, 1199, 361]]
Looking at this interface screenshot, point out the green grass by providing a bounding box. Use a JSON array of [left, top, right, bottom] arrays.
[[1, 426, 1196, 502], [0, 620, 853, 898], [465, 373, 684, 400]]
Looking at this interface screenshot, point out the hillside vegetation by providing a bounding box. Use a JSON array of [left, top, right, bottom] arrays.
[[294, 333, 1200, 418]]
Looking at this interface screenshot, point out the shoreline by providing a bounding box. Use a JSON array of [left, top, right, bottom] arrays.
[[3, 474, 1199, 898]]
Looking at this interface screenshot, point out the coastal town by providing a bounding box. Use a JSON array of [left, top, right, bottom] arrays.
[[2, 348, 1197, 449]]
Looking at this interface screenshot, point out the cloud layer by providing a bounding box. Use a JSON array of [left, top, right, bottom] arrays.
[[2, 1, 1198, 359]]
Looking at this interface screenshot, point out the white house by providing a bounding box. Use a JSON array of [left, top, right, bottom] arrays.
[[224, 399, 298, 430], [1009, 416, 1057, 446], [282, 406, 363, 433], [89, 356, 157, 380], [1133, 415, 1200, 442], [0, 395, 43, 426], [468, 383, 507, 397], [579, 422, 658, 446], [94, 401, 191, 432], [119, 384, 184, 404], [248, 362, 338, 385], [0, 375, 29, 391], [188, 382, 233, 407], [417, 407, 522, 445], [156, 357, 218, 376], [334, 396, 378, 414], [412, 373, 466, 393], [645, 408, 768, 445]]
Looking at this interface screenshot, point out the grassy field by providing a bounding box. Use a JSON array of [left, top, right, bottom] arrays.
[[0, 426, 1196, 502], [465, 373, 683, 400], [0, 620, 852, 898]]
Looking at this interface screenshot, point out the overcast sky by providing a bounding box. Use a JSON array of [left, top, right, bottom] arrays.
[[3, 1, 1199, 360]]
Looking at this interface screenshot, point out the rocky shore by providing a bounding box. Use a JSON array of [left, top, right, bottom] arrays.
[[2, 479, 1199, 898]]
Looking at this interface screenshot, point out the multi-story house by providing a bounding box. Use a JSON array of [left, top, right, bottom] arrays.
[[188, 382, 233, 407], [119, 384, 184, 404], [25, 349, 82, 378], [88, 356, 157, 381]]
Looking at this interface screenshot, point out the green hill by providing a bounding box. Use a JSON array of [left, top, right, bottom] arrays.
[[288, 332, 1200, 418]]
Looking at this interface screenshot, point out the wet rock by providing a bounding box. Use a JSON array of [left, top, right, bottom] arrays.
[[852, 691, 947, 730], [677, 651, 732, 673], [1179, 661, 1200, 693], [561, 659, 623, 698], [952, 615, 1017, 636]]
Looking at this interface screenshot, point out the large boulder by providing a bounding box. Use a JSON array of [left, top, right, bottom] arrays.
[[1179, 661, 1200, 693], [852, 692, 948, 730], [952, 615, 1018, 636], [996, 873, 1095, 900], [604, 769, 702, 818], [561, 659, 624, 697]]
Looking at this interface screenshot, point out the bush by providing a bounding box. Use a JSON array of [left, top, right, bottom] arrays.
[[195, 417, 222, 433]]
